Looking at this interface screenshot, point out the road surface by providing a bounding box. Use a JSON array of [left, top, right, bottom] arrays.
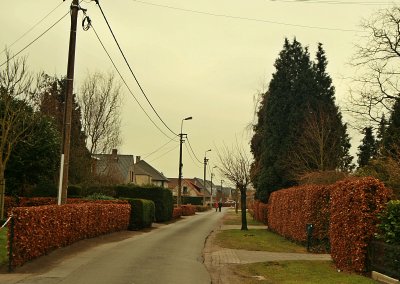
[[4, 209, 226, 284]]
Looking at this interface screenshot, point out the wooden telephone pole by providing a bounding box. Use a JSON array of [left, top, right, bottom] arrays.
[[58, 0, 79, 205]]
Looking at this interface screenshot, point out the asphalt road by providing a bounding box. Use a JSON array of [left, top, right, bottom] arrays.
[[8, 209, 225, 284]]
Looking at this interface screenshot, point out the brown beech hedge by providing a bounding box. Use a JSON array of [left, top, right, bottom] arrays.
[[267, 184, 330, 244], [173, 207, 182, 219], [252, 200, 269, 225], [329, 177, 392, 273], [8, 203, 130, 267], [181, 205, 196, 216]]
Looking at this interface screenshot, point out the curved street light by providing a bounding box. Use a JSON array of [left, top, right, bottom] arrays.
[[177, 116, 192, 206]]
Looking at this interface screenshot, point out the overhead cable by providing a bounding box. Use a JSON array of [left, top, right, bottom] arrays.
[[186, 136, 203, 164], [95, 1, 178, 137], [130, 0, 361, 33], [184, 143, 202, 169], [0, 1, 66, 56], [149, 144, 179, 162], [0, 11, 69, 68], [143, 137, 177, 159], [89, 22, 177, 140]]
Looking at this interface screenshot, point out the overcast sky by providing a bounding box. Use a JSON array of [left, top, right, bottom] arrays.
[[0, 0, 391, 184]]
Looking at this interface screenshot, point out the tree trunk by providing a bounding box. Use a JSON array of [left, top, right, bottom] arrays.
[[240, 188, 248, 230], [0, 165, 5, 220]]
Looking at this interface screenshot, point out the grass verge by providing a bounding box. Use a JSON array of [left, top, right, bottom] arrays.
[[0, 228, 7, 265], [222, 210, 264, 226], [233, 260, 377, 284], [215, 229, 306, 253]]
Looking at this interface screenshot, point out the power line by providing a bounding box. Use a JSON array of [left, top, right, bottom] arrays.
[[186, 136, 203, 164], [0, 1, 66, 57], [270, 0, 392, 5], [149, 144, 179, 162], [89, 22, 177, 140], [184, 142, 202, 169], [0, 11, 69, 68], [143, 137, 177, 159], [95, 1, 178, 137], [130, 0, 362, 33]]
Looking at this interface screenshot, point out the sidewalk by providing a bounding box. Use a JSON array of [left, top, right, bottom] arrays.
[[203, 222, 331, 284]]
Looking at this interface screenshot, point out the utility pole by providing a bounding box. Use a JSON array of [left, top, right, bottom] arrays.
[[203, 149, 211, 206], [220, 180, 224, 202], [177, 116, 192, 206], [58, 0, 80, 205]]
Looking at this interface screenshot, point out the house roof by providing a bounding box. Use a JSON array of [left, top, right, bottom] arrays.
[[167, 178, 203, 196], [92, 153, 134, 179], [135, 160, 169, 182]]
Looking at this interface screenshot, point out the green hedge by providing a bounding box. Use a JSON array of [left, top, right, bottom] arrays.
[[124, 198, 155, 230], [116, 185, 173, 222], [377, 200, 400, 245]]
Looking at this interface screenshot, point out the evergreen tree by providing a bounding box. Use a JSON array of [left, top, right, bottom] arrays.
[[39, 74, 91, 184], [251, 39, 353, 202], [383, 98, 400, 157], [357, 126, 377, 168]]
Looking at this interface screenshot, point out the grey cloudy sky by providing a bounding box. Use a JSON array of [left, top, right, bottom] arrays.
[[0, 0, 390, 183]]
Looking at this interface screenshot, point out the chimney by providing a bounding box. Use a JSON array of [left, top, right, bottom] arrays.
[[136, 156, 141, 163]]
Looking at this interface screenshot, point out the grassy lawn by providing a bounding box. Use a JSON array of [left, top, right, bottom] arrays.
[[0, 228, 7, 265], [222, 209, 265, 226], [215, 229, 307, 253], [234, 261, 377, 284]]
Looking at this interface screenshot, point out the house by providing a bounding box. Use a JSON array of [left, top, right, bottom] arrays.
[[92, 149, 135, 184], [133, 156, 169, 188], [168, 178, 203, 197]]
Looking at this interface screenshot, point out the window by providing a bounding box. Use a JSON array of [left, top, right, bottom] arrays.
[[183, 186, 188, 195]]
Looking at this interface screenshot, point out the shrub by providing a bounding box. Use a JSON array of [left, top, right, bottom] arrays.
[[329, 177, 392, 273], [80, 185, 117, 198], [195, 205, 209, 212], [116, 185, 173, 222], [253, 200, 269, 225], [267, 184, 330, 246], [124, 198, 155, 230], [181, 205, 196, 216], [9, 203, 130, 267], [67, 185, 82, 197], [173, 207, 182, 219], [376, 199, 400, 245], [85, 193, 115, 200], [181, 196, 203, 205]]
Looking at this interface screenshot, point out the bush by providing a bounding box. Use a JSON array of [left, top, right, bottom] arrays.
[[181, 205, 196, 216], [85, 193, 115, 200], [267, 184, 330, 246], [195, 205, 209, 212], [124, 198, 155, 230], [329, 177, 392, 273], [253, 200, 269, 225], [173, 207, 182, 219], [67, 185, 82, 197], [376, 199, 400, 245], [181, 196, 203, 205], [116, 185, 173, 222], [80, 185, 117, 198], [9, 203, 130, 267]]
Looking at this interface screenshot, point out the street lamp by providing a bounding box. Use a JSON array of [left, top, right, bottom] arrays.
[[178, 116, 192, 206], [203, 149, 211, 206], [210, 166, 217, 206], [220, 180, 224, 203]]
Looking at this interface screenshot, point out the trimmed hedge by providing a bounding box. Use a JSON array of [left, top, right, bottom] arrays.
[[181, 205, 196, 216], [376, 199, 400, 245], [267, 184, 330, 246], [173, 207, 182, 219], [195, 205, 209, 212], [9, 203, 130, 267], [181, 196, 203, 205], [115, 185, 173, 222], [252, 200, 268, 225], [124, 198, 155, 230], [330, 177, 392, 273]]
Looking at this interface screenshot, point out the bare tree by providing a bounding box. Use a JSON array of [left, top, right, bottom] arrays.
[[217, 142, 252, 230], [79, 71, 122, 155], [0, 53, 41, 219], [348, 6, 400, 124]]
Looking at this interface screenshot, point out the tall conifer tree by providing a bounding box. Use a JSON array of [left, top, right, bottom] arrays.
[[357, 127, 377, 168], [251, 39, 353, 202]]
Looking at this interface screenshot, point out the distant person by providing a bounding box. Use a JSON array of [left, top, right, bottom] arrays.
[[214, 201, 218, 212], [218, 201, 222, 212]]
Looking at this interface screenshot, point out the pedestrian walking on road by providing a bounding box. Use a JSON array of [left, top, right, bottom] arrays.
[[214, 202, 218, 212], [218, 201, 222, 212]]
